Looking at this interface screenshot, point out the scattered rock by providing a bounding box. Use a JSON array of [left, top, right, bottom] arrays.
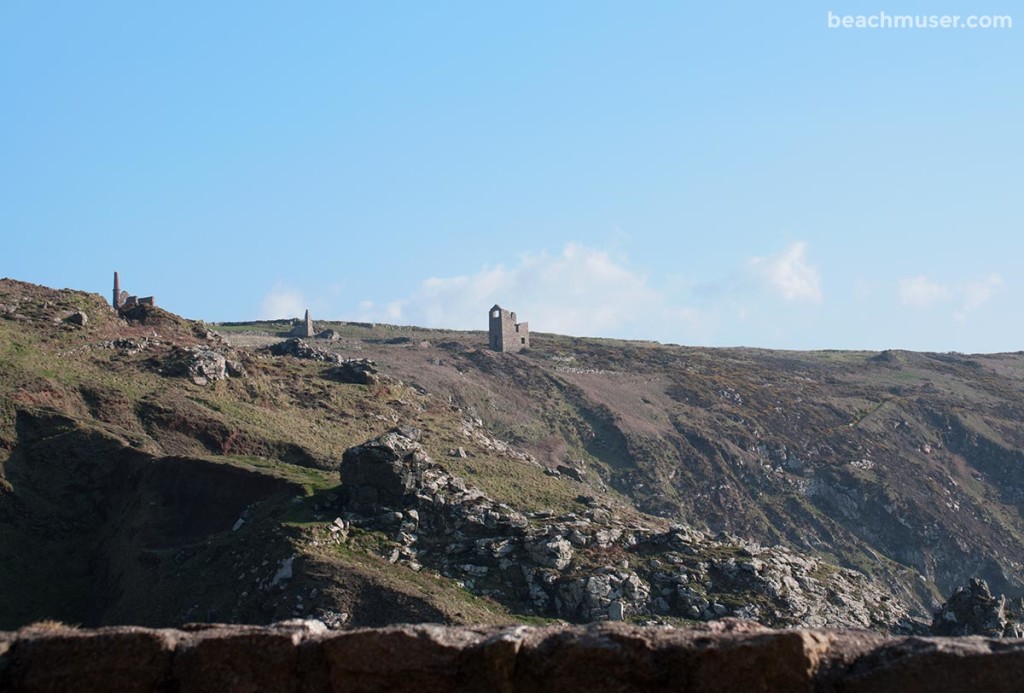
[[270, 557, 294, 589], [109, 337, 151, 352], [62, 311, 88, 327]]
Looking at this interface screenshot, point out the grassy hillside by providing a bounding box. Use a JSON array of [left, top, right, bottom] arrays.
[[5, 277, 1024, 630]]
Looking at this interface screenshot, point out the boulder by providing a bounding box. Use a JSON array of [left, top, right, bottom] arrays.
[[340, 427, 431, 510], [556, 464, 585, 482], [527, 537, 574, 570], [328, 359, 379, 385], [63, 311, 88, 326]]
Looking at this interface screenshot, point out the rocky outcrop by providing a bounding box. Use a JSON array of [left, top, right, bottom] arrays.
[[4, 621, 1024, 692], [932, 578, 1024, 638], [268, 338, 340, 362], [338, 428, 915, 631], [161, 346, 229, 386], [268, 339, 379, 385]]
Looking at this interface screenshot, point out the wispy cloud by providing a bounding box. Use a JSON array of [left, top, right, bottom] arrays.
[[358, 243, 701, 340], [899, 275, 952, 308], [748, 241, 823, 303], [898, 272, 1004, 322], [956, 273, 1004, 322], [258, 282, 306, 320]]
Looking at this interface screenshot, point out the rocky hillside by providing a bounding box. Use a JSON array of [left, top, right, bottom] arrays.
[[270, 319, 1024, 611], [3, 278, 1024, 632], [338, 426, 908, 630]]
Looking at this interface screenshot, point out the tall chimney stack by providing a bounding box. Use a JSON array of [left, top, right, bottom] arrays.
[[112, 271, 121, 309]]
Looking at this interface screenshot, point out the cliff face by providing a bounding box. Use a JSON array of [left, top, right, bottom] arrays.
[[4, 621, 1024, 693]]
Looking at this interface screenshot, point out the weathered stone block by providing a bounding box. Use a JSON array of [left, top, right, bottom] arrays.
[[835, 636, 1024, 693], [320, 625, 487, 692], [173, 627, 311, 693], [5, 628, 175, 692]]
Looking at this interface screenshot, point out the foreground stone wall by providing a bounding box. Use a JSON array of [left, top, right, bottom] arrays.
[[2, 620, 1023, 692]]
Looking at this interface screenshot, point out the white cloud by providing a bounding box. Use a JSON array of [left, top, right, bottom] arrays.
[[899, 275, 952, 308], [898, 272, 1004, 322], [748, 241, 823, 303], [359, 243, 701, 340], [955, 273, 1004, 322], [258, 283, 306, 320]]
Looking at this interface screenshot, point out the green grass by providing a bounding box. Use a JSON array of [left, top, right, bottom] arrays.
[[440, 455, 583, 514], [808, 350, 873, 363], [808, 561, 839, 582], [214, 455, 336, 493]]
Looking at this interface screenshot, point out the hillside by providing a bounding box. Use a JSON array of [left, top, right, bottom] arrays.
[[3, 278, 1024, 632], [223, 314, 1024, 608]]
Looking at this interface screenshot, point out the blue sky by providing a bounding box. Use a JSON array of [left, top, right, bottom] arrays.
[[2, 2, 1020, 351]]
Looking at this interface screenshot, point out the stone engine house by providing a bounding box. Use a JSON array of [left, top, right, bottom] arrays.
[[111, 271, 155, 311], [488, 304, 529, 353]]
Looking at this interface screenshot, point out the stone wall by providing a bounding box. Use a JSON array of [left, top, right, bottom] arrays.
[[3, 621, 1024, 692]]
